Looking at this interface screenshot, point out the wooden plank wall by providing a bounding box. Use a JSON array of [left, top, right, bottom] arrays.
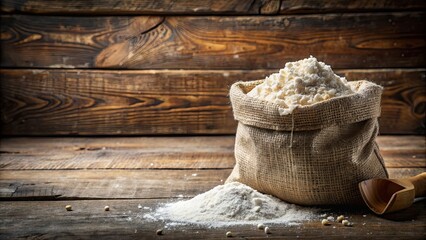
[[1, 0, 425, 135]]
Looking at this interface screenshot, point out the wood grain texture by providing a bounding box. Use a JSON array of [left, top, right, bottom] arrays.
[[0, 136, 424, 200], [1, 13, 425, 69], [0, 135, 424, 239], [0, 136, 424, 170], [0, 136, 236, 151], [0, 199, 424, 240], [335, 69, 426, 134], [1, 69, 424, 135], [375, 135, 426, 150], [0, 0, 280, 15], [0, 167, 424, 200], [280, 0, 426, 13], [1, 135, 422, 152], [0, 169, 231, 199], [0, 69, 252, 135], [0, 136, 236, 170], [2, 0, 425, 15], [386, 168, 426, 179]]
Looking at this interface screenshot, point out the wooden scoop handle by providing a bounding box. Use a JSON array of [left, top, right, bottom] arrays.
[[407, 172, 426, 197]]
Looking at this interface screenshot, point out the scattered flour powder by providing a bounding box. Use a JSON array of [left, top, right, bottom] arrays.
[[143, 182, 316, 228], [247, 56, 354, 115]]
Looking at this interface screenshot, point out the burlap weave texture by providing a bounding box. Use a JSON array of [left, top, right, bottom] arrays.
[[227, 80, 388, 205]]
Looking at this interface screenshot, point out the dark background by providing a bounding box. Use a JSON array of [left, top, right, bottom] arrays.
[[1, 0, 425, 136]]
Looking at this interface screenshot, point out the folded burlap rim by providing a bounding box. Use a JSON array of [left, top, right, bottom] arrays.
[[230, 80, 383, 131]]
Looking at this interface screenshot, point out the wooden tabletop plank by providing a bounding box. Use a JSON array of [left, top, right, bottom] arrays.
[[0, 135, 424, 238], [0, 199, 424, 239], [0, 136, 236, 170], [0, 151, 235, 170], [0, 169, 231, 199], [1, 13, 424, 69], [1, 147, 423, 170], [0, 0, 280, 15], [375, 135, 426, 150], [1, 69, 424, 135], [1, 135, 423, 151], [386, 168, 426, 179], [380, 150, 425, 168], [0, 136, 236, 150], [0, 136, 424, 170], [0, 168, 424, 200]]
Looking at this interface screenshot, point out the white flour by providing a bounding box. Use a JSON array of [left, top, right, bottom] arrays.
[[143, 182, 316, 228], [247, 56, 354, 115]]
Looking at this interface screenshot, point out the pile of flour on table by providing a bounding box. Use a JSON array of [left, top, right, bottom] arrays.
[[247, 56, 354, 115], [143, 182, 316, 228]]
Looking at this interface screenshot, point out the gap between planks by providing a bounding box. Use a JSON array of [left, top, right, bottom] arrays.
[[1, 0, 425, 15]]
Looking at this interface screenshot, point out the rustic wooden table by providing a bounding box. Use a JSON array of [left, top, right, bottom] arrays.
[[0, 136, 425, 239]]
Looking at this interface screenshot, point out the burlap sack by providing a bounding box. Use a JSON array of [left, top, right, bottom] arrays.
[[227, 80, 388, 205]]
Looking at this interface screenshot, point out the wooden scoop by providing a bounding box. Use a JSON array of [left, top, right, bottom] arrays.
[[359, 172, 426, 215]]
